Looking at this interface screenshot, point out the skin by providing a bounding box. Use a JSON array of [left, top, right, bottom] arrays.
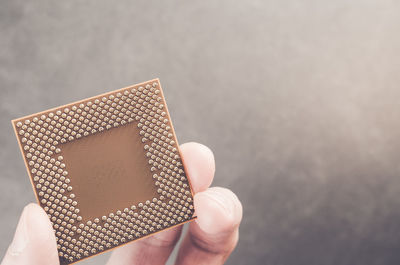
[[1, 142, 243, 265]]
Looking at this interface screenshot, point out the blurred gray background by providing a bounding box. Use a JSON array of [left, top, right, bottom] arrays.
[[1, 1, 400, 264]]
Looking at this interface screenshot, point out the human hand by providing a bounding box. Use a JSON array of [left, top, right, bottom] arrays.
[[1, 142, 243, 265]]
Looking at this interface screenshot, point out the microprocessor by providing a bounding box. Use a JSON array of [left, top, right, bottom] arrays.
[[11, 79, 195, 264]]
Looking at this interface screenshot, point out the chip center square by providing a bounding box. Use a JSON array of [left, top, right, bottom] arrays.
[[60, 123, 157, 221]]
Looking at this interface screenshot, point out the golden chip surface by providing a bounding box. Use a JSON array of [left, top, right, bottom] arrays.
[[11, 79, 195, 264]]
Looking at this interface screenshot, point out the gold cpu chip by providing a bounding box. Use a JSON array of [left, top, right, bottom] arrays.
[[11, 79, 195, 264]]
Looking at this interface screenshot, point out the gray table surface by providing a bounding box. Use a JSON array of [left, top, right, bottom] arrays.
[[2, 1, 400, 265]]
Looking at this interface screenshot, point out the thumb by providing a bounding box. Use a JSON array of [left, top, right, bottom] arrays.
[[1, 203, 59, 265]]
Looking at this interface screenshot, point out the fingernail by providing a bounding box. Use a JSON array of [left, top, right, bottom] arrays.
[[194, 191, 232, 234], [199, 189, 234, 217], [8, 206, 30, 256], [194, 187, 243, 234]]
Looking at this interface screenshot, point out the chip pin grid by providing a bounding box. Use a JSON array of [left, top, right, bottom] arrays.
[[12, 79, 195, 264]]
